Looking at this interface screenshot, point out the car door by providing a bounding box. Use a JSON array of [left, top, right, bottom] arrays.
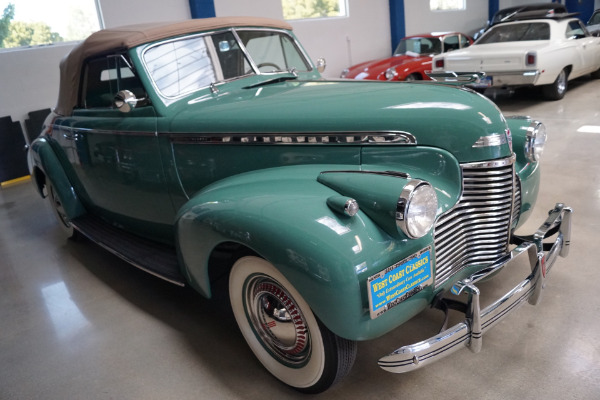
[[54, 54, 175, 243], [566, 20, 599, 75]]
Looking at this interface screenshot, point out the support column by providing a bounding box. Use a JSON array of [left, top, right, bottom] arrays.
[[189, 0, 216, 19], [389, 0, 405, 54]]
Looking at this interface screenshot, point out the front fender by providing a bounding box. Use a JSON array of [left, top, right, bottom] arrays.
[[175, 163, 453, 340], [506, 116, 541, 227]]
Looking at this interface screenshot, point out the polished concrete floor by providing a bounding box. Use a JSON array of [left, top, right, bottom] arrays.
[[2, 78, 600, 399]]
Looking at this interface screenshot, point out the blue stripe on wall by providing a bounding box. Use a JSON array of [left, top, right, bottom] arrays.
[[389, 0, 405, 53], [189, 0, 216, 19]]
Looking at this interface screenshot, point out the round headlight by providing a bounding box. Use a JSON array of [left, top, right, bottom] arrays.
[[526, 122, 546, 162], [396, 181, 438, 239], [340, 68, 349, 78], [385, 67, 398, 81]]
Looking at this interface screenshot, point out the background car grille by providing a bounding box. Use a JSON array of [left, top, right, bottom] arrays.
[[433, 157, 520, 287]]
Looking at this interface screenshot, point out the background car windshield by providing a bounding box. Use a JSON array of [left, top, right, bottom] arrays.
[[478, 23, 550, 44], [394, 37, 441, 55], [236, 30, 311, 73]]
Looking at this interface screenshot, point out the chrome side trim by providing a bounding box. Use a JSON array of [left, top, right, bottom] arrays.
[[53, 125, 156, 137], [378, 203, 572, 373], [319, 170, 410, 179], [169, 131, 417, 145]]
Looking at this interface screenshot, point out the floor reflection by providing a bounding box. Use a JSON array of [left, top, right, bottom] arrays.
[[41, 281, 90, 341]]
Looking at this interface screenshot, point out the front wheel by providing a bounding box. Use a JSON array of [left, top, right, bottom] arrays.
[[404, 73, 421, 82], [229, 256, 357, 393], [542, 68, 568, 100]]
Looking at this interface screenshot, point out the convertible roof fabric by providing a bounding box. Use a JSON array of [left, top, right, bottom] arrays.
[[55, 17, 293, 116]]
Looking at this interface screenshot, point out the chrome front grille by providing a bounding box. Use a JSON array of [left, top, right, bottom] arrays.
[[433, 156, 519, 287]]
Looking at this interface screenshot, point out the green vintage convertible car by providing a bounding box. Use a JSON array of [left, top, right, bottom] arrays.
[[29, 17, 572, 393]]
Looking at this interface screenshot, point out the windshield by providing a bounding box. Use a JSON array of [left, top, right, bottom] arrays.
[[589, 12, 600, 25], [142, 29, 311, 98], [477, 22, 550, 44], [236, 30, 311, 73], [393, 37, 441, 55]]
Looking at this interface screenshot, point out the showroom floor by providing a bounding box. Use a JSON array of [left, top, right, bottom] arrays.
[[1, 78, 600, 400]]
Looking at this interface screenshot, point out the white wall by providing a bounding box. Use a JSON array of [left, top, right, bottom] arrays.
[[0, 0, 190, 127], [404, 0, 487, 36], [214, 0, 391, 79], [0, 44, 73, 124], [100, 0, 190, 29]]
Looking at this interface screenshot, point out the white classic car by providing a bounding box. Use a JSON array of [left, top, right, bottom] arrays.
[[432, 15, 600, 100]]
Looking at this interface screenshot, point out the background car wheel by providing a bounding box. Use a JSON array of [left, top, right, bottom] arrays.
[[229, 256, 357, 393], [46, 181, 78, 239], [542, 69, 568, 100], [404, 73, 421, 81]]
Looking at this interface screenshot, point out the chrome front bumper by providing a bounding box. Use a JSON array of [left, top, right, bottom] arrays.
[[378, 203, 572, 373]]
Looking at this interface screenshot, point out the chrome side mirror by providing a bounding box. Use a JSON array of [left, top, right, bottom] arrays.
[[114, 90, 138, 113], [316, 57, 326, 73]]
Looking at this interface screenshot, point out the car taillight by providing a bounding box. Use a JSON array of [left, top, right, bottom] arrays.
[[435, 58, 444, 69], [526, 52, 536, 66]]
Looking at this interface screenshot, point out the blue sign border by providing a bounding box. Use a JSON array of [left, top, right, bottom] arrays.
[[367, 246, 433, 319]]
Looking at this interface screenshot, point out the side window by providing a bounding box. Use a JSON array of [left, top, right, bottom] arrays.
[[144, 36, 222, 98], [442, 35, 460, 52], [566, 21, 587, 39], [460, 35, 470, 48], [82, 55, 145, 109]]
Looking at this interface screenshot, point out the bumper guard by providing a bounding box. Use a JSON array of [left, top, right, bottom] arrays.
[[378, 203, 572, 373]]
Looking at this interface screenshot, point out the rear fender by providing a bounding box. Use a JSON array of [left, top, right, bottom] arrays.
[[29, 137, 85, 220]]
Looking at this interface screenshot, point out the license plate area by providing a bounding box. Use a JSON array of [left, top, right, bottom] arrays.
[[367, 246, 433, 319], [473, 75, 492, 88]]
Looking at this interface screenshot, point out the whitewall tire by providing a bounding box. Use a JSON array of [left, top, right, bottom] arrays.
[[229, 256, 356, 393]]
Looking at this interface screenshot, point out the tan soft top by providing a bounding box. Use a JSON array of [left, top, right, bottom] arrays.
[[56, 17, 293, 116]]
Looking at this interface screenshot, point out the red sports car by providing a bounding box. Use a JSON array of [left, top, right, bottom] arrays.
[[341, 32, 473, 81]]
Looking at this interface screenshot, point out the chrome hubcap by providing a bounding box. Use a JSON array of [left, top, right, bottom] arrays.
[[557, 71, 566, 94], [244, 274, 311, 366]]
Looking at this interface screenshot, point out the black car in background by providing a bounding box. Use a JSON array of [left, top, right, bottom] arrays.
[[587, 9, 600, 36], [472, 2, 568, 39]]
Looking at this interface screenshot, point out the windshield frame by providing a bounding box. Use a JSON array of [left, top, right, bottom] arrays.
[[393, 36, 442, 56], [139, 27, 314, 101]]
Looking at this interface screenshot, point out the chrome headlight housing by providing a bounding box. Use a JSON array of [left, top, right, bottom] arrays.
[[396, 180, 438, 239], [525, 121, 546, 162], [385, 67, 398, 81]]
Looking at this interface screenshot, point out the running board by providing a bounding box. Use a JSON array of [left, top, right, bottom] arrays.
[[71, 215, 185, 286]]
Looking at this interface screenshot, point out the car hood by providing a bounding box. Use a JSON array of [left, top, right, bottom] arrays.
[[167, 79, 511, 163], [346, 55, 429, 79]]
